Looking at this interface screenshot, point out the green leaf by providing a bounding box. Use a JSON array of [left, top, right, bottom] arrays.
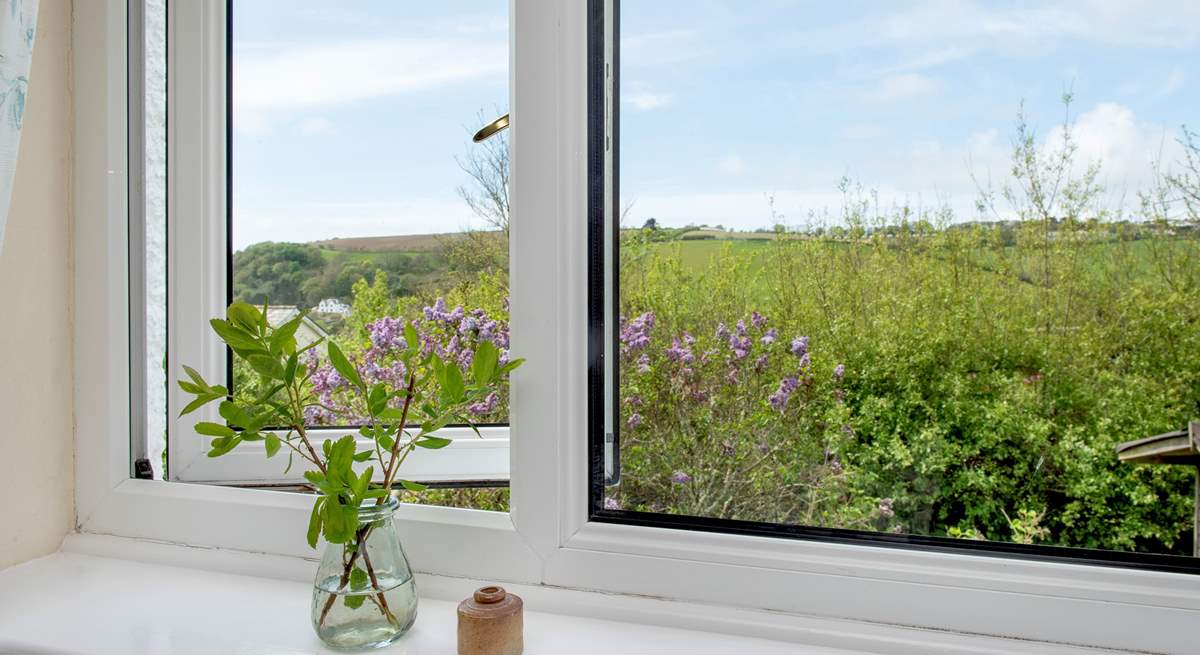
[[352, 450, 375, 463], [353, 466, 373, 500], [349, 567, 369, 591], [283, 353, 298, 384], [368, 384, 388, 417], [363, 488, 391, 499], [307, 497, 325, 549], [343, 594, 366, 610], [378, 433, 396, 451], [247, 354, 285, 380], [227, 302, 264, 334], [209, 318, 262, 351], [206, 435, 242, 457], [218, 401, 253, 428], [471, 340, 500, 385], [321, 500, 358, 544], [194, 421, 236, 438], [182, 364, 207, 388], [404, 322, 419, 353], [440, 364, 465, 405], [378, 407, 407, 422], [399, 479, 427, 492], [415, 435, 452, 450], [264, 434, 281, 458], [177, 380, 203, 395], [327, 341, 364, 390], [498, 358, 525, 375], [270, 315, 305, 353], [179, 393, 221, 417]]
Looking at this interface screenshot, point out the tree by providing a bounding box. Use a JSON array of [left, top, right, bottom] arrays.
[[232, 242, 325, 306], [642, 218, 658, 230], [443, 111, 511, 276]]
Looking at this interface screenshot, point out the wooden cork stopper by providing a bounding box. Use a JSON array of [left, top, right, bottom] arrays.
[[457, 585, 524, 655]]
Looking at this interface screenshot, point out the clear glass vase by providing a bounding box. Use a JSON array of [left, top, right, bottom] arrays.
[[310, 497, 418, 650]]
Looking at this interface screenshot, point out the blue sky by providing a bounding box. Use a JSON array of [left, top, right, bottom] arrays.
[[231, 1, 1200, 249]]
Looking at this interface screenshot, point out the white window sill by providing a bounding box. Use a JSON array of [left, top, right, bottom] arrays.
[[0, 535, 1120, 655], [0, 553, 836, 655]]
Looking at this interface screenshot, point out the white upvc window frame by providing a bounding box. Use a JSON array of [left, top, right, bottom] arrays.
[[73, 1, 1200, 652], [163, 1, 509, 485]]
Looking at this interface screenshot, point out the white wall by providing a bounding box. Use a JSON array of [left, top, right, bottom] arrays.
[[0, 0, 74, 570]]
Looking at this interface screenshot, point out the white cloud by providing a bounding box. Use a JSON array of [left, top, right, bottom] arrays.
[[624, 83, 673, 111], [1041, 102, 1182, 196], [233, 37, 505, 114], [1162, 67, 1186, 96], [718, 154, 747, 175], [866, 73, 940, 102]]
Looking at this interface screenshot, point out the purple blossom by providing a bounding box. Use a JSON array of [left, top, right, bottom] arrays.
[[468, 392, 500, 415], [715, 323, 730, 340], [724, 368, 740, 385], [603, 497, 621, 510], [751, 311, 768, 329], [798, 352, 811, 369], [626, 412, 643, 429], [768, 376, 799, 412], [829, 458, 844, 475], [620, 312, 655, 353], [789, 336, 809, 357], [833, 363, 845, 381], [754, 354, 769, 373], [636, 354, 651, 374], [729, 336, 752, 360], [624, 395, 643, 407], [665, 335, 695, 364], [735, 320, 748, 337], [671, 471, 693, 484], [760, 328, 778, 345]]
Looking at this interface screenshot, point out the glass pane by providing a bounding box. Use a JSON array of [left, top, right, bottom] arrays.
[[614, 1, 1200, 558], [231, 2, 510, 510]]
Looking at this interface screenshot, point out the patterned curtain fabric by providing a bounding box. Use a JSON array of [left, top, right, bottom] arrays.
[[0, 0, 38, 254]]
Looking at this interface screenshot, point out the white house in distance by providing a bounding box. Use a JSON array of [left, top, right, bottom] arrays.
[[314, 298, 351, 315], [264, 306, 330, 352]]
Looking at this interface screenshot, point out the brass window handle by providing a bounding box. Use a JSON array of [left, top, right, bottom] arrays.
[[473, 114, 509, 143]]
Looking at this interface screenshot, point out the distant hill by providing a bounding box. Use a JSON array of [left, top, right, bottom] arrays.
[[312, 231, 504, 253]]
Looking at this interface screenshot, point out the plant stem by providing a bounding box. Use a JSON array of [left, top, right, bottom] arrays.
[[380, 373, 419, 497], [317, 524, 398, 629]]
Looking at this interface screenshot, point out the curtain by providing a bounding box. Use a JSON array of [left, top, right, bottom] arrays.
[[0, 0, 38, 254]]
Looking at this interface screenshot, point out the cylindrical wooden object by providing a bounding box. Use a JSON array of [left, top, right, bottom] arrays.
[[457, 585, 524, 655]]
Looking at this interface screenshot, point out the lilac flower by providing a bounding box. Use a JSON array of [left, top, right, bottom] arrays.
[[619, 312, 655, 353], [834, 388, 845, 403], [689, 388, 708, 403], [603, 497, 621, 510], [665, 335, 695, 364], [878, 498, 895, 518], [833, 363, 845, 381], [649, 502, 666, 513], [624, 395, 643, 407], [735, 320, 748, 337], [636, 353, 651, 374], [671, 471, 693, 484], [468, 392, 500, 415], [828, 458, 844, 475], [751, 311, 768, 329], [626, 412, 643, 429], [724, 368, 740, 385], [760, 328, 777, 345], [798, 352, 811, 369], [730, 336, 752, 360], [754, 354, 769, 373], [768, 376, 799, 412], [789, 336, 809, 357], [715, 323, 730, 340]]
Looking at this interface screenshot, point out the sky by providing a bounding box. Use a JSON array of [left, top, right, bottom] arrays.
[[231, 1, 1200, 249]]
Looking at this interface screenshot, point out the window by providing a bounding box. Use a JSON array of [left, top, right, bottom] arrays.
[[75, 2, 1200, 652], [595, 0, 1200, 570], [155, 1, 515, 509]]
